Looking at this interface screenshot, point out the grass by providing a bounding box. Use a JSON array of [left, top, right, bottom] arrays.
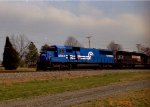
[[0, 67, 36, 72], [72, 88, 150, 107], [0, 71, 150, 101]]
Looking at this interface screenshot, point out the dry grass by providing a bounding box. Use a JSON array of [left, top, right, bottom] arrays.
[[72, 88, 150, 107], [0, 70, 149, 84], [0, 69, 150, 84], [0, 67, 36, 72]]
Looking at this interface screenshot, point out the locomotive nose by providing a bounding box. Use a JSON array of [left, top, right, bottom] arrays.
[[40, 54, 46, 61]]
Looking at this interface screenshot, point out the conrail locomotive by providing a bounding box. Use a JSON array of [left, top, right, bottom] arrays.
[[37, 45, 150, 70]]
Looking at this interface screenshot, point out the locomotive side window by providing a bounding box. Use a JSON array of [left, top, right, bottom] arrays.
[[99, 50, 113, 55], [118, 55, 123, 59], [73, 47, 80, 51], [132, 55, 141, 62], [66, 49, 73, 53], [60, 49, 64, 53]]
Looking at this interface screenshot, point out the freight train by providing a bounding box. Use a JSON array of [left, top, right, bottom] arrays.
[[37, 45, 150, 70]]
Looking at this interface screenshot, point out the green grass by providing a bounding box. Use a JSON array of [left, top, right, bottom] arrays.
[[72, 88, 150, 107], [0, 71, 149, 101]]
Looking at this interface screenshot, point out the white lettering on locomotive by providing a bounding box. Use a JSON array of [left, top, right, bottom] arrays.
[[58, 55, 66, 57], [58, 51, 94, 60]]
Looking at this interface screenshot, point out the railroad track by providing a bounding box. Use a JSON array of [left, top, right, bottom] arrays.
[[0, 67, 150, 73]]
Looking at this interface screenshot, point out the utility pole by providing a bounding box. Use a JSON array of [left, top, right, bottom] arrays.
[[136, 44, 141, 52], [86, 36, 92, 48]]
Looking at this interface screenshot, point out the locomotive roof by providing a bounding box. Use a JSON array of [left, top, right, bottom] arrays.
[[117, 51, 147, 56], [50, 45, 72, 49], [99, 49, 113, 52], [50, 45, 113, 52]]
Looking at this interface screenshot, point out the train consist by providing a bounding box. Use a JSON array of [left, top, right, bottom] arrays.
[[37, 45, 150, 70]]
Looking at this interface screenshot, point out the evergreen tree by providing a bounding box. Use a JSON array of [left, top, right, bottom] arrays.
[[41, 44, 49, 52], [25, 42, 38, 67], [3, 36, 20, 70]]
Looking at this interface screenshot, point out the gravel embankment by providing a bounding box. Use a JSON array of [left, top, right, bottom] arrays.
[[0, 70, 103, 83], [0, 79, 149, 107], [0, 70, 135, 83], [1, 69, 149, 82]]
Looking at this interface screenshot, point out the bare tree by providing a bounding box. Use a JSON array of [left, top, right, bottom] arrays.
[[64, 36, 83, 47], [136, 44, 150, 56], [10, 34, 31, 67], [142, 47, 150, 56], [0, 59, 2, 65], [136, 44, 141, 53], [10, 34, 30, 60], [107, 41, 123, 52]]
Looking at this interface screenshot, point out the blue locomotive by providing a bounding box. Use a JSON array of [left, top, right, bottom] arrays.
[[37, 45, 114, 70]]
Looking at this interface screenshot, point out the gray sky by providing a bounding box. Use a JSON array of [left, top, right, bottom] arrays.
[[0, 1, 150, 60]]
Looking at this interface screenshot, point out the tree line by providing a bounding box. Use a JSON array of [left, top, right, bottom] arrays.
[[2, 35, 38, 70], [2, 35, 150, 70]]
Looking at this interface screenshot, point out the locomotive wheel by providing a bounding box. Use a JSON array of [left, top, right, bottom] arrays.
[[72, 64, 77, 69], [36, 62, 42, 71], [67, 64, 72, 70], [36, 65, 41, 71]]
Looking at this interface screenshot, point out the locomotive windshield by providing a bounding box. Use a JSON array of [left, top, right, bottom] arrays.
[[47, 46, 57, 51]]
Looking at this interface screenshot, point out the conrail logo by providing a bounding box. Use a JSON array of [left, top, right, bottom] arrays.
[[78, 51, 94, 60], [58, 51, 94, 60], [88, 52, 94, 57]]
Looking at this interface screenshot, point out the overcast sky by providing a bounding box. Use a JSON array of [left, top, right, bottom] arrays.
[[0, 1, 150, 60]]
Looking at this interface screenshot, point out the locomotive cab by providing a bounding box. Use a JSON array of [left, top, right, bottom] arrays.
[[37, 46, 58, 70]]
